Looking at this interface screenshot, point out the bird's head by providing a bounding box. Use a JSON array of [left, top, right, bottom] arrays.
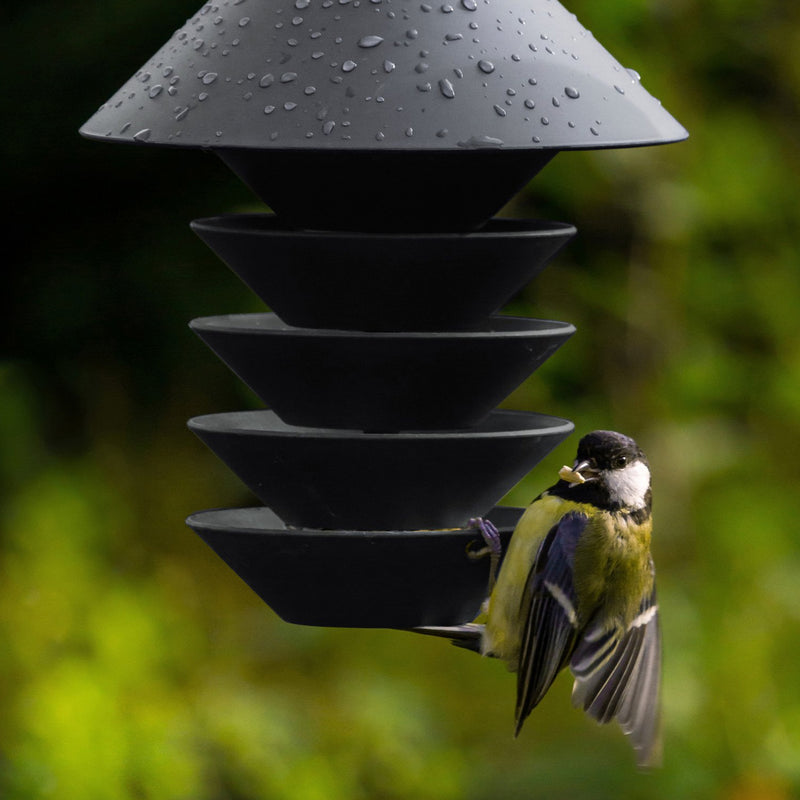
[[558, 430, 651, 511]]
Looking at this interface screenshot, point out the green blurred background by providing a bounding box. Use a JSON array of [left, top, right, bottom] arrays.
[[3, 0, 800, 797]]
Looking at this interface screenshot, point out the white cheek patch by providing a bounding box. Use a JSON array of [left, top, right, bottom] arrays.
[[604, 461, 651, 509]]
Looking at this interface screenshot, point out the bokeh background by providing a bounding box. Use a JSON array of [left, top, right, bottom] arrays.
[[4, 0, 800, 797]]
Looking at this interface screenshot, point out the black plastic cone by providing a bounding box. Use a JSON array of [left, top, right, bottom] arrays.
[[190, 215, 576, 329], [189, 313, 575, 430], [187, 506, 522, 628], [188, 409, 573, 530], [80, 0, 686, 152], [80, 0, 687, 230]]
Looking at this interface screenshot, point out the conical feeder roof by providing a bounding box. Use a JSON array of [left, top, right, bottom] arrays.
[[80, 0, 687, 230]]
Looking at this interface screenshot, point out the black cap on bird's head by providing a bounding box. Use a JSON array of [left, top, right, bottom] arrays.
[[576, 430, 648, 471], [557, 430, 651, 512]]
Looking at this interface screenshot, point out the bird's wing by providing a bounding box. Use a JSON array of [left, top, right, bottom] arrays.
[[514, 511, 587, 735], [570, 567, 661, 768]]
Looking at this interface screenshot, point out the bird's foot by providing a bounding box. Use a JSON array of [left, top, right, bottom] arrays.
[[466, 517, 502, 559], [467, 517, 502, 594]]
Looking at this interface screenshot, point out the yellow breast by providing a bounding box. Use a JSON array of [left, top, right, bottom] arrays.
[[573, 512, 653, 628]]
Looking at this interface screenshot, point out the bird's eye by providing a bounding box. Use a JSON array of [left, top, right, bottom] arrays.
[[613, 456, 628, 469]]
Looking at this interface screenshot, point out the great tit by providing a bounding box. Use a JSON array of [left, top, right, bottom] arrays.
[[417, 430, 661, 768]]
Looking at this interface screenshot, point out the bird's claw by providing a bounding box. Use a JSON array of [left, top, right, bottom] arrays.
[[468, 517, 502, 595]]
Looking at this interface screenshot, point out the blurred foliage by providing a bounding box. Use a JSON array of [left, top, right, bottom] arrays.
[[3, 0, 800, 798]]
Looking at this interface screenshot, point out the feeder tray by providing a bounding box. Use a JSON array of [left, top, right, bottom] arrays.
[[191, 215, 577, 330], [190, 312, 575, 430], [188, 409, 573, 530], [187, 505, 522, 628]]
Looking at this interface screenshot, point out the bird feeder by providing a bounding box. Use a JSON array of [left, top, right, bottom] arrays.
[[80, 0, 686, 628]]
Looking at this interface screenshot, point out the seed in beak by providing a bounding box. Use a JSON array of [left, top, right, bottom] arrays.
[[559, 465, 586, 484]]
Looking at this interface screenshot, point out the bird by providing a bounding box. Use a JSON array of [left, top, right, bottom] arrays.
[[416, 430, 661, 768]]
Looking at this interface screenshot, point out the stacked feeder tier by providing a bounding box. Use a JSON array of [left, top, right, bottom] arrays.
[[79, 0, 687, 628], [185, 216, 577, 627]]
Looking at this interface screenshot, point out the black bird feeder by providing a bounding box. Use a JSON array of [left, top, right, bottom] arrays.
[[81, 0, 686, 629]]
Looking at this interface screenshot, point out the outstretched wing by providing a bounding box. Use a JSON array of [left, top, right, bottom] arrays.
[[514, 512, 587, 735], [570, 565, 661, 768]]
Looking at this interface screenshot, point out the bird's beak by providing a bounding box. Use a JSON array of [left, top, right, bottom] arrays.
[[558, 459, 599, 485]]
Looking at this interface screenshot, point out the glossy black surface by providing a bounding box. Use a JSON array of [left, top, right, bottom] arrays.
[[190, 313, 575, 430], [187, 505, 523, 628], [215, 149, 557, 231], [191, 215, 576, 328], [187, 409, 573, 530]]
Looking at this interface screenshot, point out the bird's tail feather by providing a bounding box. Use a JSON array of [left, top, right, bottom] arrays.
[[405, 624, 485, 653]]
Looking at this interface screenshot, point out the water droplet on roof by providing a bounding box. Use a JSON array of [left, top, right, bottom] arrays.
[[457, 135, 504, 148]]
